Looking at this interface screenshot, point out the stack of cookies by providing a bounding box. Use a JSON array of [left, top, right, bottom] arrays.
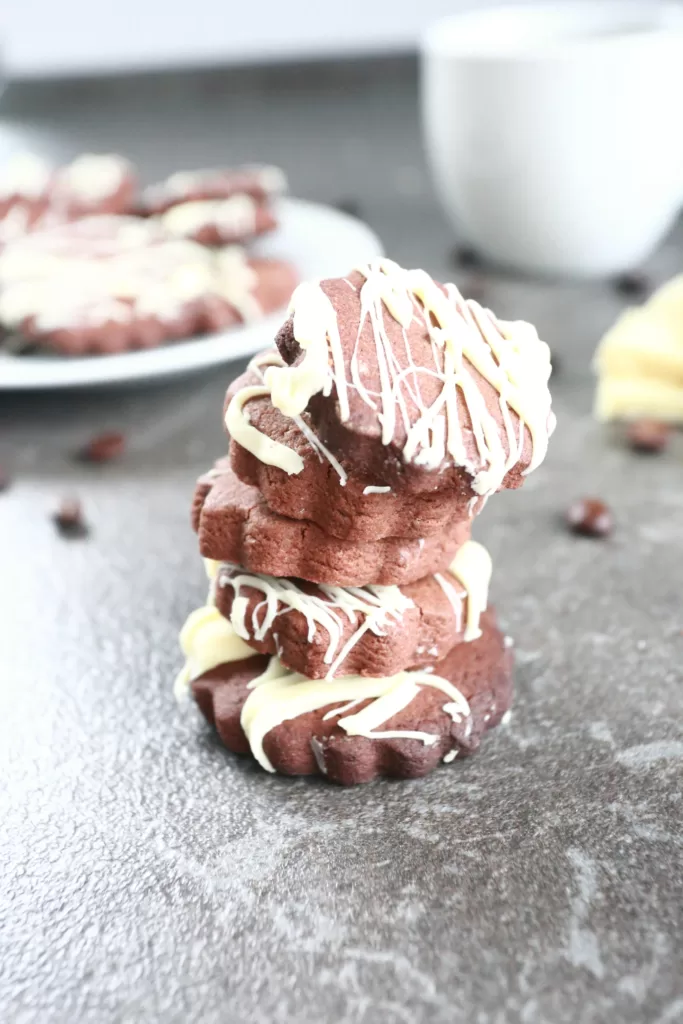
[[176, 259, 555, 785]]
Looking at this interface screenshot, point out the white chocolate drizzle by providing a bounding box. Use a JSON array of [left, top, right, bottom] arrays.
[[174, 604, 254, 701], [440, 540, 492, 642], [218, 566, 415, 679], [225, 385, 304, 474], [362, 485, 392, 494], [241, 657, 470, 772], [217, 538, 489, 676], [226, 259, 554, 499]]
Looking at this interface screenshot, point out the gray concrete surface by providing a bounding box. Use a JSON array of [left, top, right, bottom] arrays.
[[1, 60, 682, 1024]]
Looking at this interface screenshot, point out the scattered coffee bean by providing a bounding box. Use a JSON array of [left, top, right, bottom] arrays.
[[78, 430, 126, 463], [334, 199, 363, 219], [626, 419, 671, 454], [53, 496, 89, 538], [450, 244, 481, 269], [612, 270, 650, 299], [566, 497, 613, 538]]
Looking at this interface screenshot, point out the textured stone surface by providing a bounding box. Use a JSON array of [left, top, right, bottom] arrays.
[[1, 59, 683, 1024]]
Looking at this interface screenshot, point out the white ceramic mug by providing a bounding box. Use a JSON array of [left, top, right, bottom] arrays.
[[421, 1, 683, 277]]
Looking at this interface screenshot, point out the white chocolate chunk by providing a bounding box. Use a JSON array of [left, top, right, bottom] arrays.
[[594, 274, 683, 423]]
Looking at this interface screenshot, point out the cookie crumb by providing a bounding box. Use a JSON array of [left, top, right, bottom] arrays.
[[612, 270, 650, 299], [78, 430, 126, 463], [626, 420, 671, 454], [53, 496, 89, 537], [566, 497, 613, 538]]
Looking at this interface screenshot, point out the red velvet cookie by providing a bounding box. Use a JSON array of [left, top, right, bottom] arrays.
[[140, 165, 286, 216], [50, 154, 137, 219], [0, 154, 136, 244], [226, 262, 554, 514], [227, 353, 484, 541], [0, 154, 53, 221], [191, 608, 513, 785], [213, 554, 484, 679], [160, 196, 277, 246], [192, 459, 472, 587], [0, 221, 298, 354]]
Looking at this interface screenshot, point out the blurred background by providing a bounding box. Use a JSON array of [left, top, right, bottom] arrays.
[[2, 1, 514, 76]]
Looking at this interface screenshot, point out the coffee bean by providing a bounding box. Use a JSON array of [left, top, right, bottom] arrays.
[[613, 270, 650, 299], [450, 244, 481, 269], [566, 497, 613, 538], [626, 419, 671, 454], [53, 496, 89, 538], [78, 430, 126, 463]]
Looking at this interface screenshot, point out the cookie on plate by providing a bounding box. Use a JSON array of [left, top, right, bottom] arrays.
[[51, 154, 137, 219], [0, 154, 136, 245], [160, 196, 277, 246], [141, 165, 286, 216], [0, 220, 298, 354]]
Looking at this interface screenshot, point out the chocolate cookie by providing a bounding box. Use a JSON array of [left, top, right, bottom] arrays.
[[226, 261, 555, 517], [160, 196, 277, 246], [192, 459, 472, 587], [213, 539, 490, 678], [191, 608, 513, 784], [227, 353, 485, 541], [141, 165, 287, 216]]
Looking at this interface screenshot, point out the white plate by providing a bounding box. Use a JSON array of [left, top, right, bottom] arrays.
[[0, 198, 383, 390]]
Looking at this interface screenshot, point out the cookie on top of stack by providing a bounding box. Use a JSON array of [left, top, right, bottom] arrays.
[[176, 259, 555, 785]]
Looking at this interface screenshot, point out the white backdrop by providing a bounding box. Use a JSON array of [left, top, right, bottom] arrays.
[[1, 0, 542, 78]]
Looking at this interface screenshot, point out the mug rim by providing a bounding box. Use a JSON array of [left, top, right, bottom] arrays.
[[422, 0, 683, 59]]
